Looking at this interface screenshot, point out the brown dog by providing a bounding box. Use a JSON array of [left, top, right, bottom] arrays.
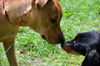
[[0, 0, 65, 66]]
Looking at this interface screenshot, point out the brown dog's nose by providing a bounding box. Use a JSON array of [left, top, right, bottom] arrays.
[[59, 36, 65, 44]]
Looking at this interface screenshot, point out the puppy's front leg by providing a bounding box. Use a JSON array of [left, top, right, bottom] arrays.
[[82, 49, 100, 66], [3, 37, 17, 66]]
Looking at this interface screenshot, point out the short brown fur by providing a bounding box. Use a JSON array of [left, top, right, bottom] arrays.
[[0, 0, 64, 66]]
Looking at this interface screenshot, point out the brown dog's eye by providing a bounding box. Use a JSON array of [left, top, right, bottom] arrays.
[[50, 18, 57, 23]]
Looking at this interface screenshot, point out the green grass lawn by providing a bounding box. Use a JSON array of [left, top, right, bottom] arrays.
[[0, 0, 100, 66]]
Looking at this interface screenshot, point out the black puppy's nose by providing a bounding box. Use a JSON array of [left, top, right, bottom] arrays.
[[59, 36, 65, 44]]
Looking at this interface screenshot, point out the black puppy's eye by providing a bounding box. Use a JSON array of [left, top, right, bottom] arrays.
[[50, 18, 57, 23], [73, 41, 76, 43]]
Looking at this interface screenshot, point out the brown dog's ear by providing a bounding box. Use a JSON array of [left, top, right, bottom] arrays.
[[35, 0, 49, 8]]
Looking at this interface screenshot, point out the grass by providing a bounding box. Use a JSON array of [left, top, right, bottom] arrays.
[[0, 0, 100, 66]]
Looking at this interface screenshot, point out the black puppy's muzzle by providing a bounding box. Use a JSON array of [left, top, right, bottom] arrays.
[[61, 41, 73, 48]]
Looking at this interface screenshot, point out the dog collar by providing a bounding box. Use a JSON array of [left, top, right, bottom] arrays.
[[2, 0, 6, 8]]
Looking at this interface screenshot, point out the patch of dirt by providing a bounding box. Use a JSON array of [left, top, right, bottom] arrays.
[[22, 58, 46, 66]]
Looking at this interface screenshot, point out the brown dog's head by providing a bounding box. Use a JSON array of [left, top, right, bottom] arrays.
[[28, 0, 64, 44], [4, 0, 64, 44]]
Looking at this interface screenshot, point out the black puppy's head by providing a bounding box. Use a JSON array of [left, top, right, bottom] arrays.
[[61, 31, 100, 55]]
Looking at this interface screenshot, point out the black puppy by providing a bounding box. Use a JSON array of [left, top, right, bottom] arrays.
[[61, 31, 100, 66]]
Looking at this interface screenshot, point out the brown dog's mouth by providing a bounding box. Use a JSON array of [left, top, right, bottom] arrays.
[[41, 34, 65, 44], [41, 35, 59, 44], [41, 35, 46, 40]]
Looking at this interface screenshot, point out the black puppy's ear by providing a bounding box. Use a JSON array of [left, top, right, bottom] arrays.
[[77, 33, 86, 37], [81, 49, 100, 66]]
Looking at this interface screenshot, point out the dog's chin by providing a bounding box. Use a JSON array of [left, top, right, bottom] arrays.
[[41, 37, 60, 44], [47, 40, 60, 44], [41, 35, 65, 44]]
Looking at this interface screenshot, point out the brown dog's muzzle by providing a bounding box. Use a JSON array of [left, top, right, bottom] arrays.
[[41, 31, 65, 44]]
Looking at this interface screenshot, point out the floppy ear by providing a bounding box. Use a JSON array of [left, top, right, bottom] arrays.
[[5, 0, 32, 25], [35, 0, 49, 8], [81, 49, 100, 66]]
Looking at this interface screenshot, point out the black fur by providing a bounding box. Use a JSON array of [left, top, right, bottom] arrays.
[[62, 31, 100, 66]]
